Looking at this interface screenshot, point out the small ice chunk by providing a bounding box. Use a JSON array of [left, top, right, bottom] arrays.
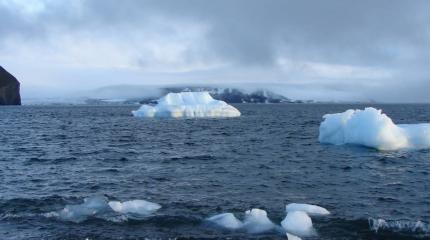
[[242, 208, 276, 234], [318, 107, 430, 150], [132, 92, 241, 118], [286, 203, 330, 216], [58, 196, 110, 223], [281, 211, 315, 237], [108, 199, 161, 216], [287, 233, 303, 240], [206, 213, 243, 230]]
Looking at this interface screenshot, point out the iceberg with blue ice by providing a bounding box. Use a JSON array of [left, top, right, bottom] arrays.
[[132, 92, 241, 118], [319, 107, 430, 150]]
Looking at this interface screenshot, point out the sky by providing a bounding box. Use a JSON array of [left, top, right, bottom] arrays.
[[1, 0, 430, 102]]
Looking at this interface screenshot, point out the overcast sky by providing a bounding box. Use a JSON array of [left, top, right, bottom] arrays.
[[1, 0, 430, 102]]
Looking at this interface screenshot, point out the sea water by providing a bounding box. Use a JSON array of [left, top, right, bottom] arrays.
[[1, 104, 429, 239]]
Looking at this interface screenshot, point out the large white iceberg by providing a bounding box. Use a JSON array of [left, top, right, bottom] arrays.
[[132, 92, 241, 118], [319, 107, 430, 150]]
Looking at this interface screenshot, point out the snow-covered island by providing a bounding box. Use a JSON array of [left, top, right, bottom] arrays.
[[132, 91, 241, 118], [319, 107, 430, 150]]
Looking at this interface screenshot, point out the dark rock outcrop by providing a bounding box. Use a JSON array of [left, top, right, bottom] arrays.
[[0, 66, 21, 105]]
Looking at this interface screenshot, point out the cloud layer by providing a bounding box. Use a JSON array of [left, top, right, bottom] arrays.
[[1, 0, 430, 102]]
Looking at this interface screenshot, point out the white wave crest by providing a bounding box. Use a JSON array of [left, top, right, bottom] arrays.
[[369, 218, 430, 233]]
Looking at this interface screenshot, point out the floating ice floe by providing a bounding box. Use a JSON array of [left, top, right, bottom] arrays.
[[47, 196, 161, 223], [242, 208, 277, 234], [108, 199, 161, 215], [286, 203, 330, 216], [206, 204, 329, 238], [282, 203, 330, 237], [206, 212, 243, 230], [132, 92, 241, 118], [319, 107, 430, 150], [206, 208, 276, 234], [57, 196, 111, 223], [281, 211, 315, 237], [286, 233, 303, 240]]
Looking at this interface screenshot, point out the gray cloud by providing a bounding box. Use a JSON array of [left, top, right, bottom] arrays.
[[1, 0, 430, 102]]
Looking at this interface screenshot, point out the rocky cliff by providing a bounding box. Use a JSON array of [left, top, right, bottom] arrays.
[[0, 66, 21, 105]]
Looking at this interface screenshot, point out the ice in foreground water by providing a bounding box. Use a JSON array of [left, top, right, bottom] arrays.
[[50, 196, 161, 223], [57, 196, 111, 223], [286, 203, 330, 216], [132, 92, 241, 118], [319, 107, 430, 150], [242, 208, 276, 234], [206, 208, 275, 234], [108, 199, 161, 215], [281, 211, 315, 237], [281, 203, 330, 237], [206, 204, 330, 237], [206, 213, 243, 230], [287, 233, 303, 240]]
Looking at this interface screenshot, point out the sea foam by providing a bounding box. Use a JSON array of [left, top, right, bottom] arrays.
[[319, 107, 430, 150], [132, 92, 241, 118]]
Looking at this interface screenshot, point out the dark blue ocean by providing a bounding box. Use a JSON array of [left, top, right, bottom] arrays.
[[1, 104, 429, 240]]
